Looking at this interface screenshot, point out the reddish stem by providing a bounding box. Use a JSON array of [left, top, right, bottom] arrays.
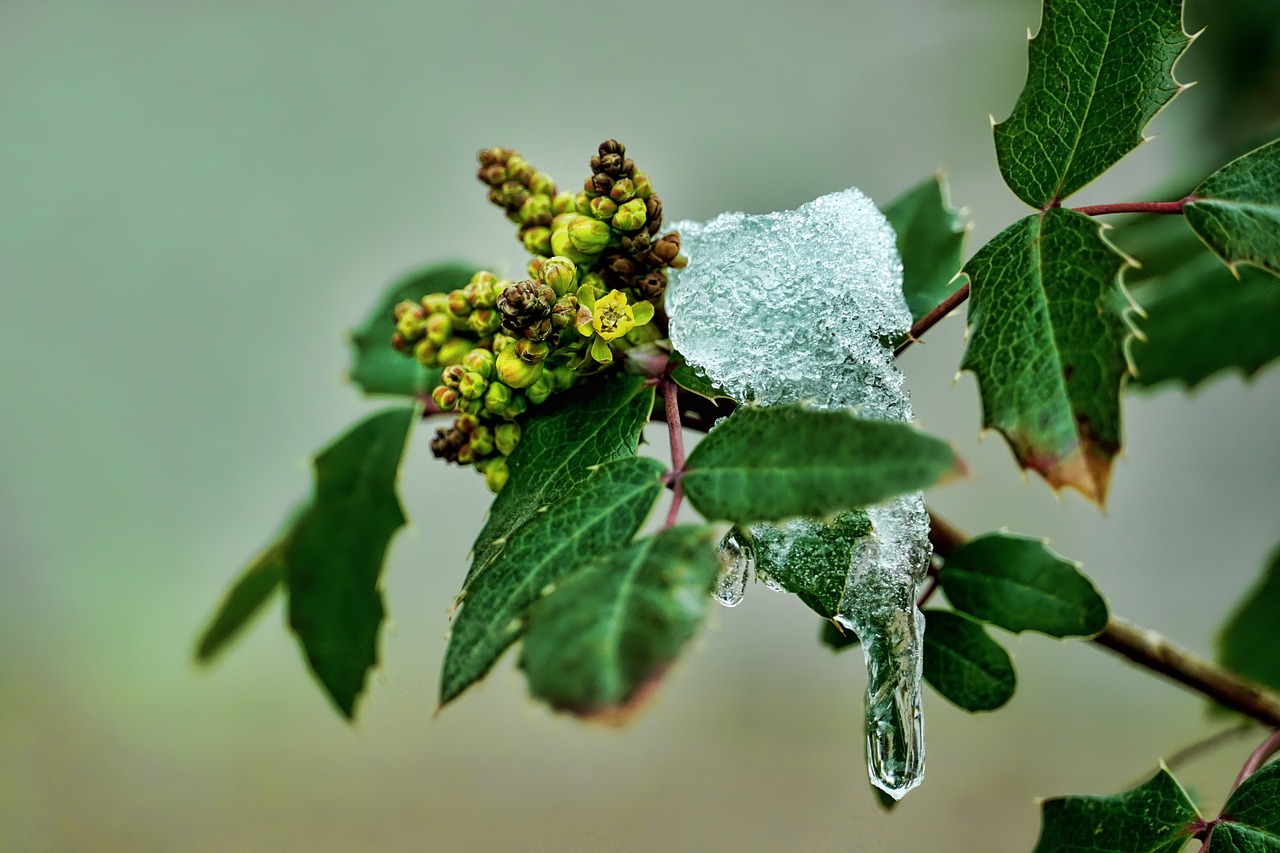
[[1070, 198, 1192, 217], [1231, 728, 1280, 793], [661, 378, 686, 528], [894, 282, 971, 357]]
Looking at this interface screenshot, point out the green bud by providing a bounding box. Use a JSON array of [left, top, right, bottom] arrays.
[[491, 278, 511, 304], [467, 308, 502, 336], [463, 279, 497, 310], [568, 217, 611, 255], [530, 171, 557, 196], [462, 348, 495, 379], [526, 372, 554, 406], [518, 194, 553, 225], [539, 256, 578, 296], [522, 226, 553, 256], [425, 313, 453, 346], [551, 366, 576, 392], [574, 191, 593, 214], [608, 177, 635, 203], [396, 311, 426, 341], [580, 271, 606, 292], [457, 397, 483, 416], [551, 293, 580, 331], [456, 442, 476, 466], [470, 424, 495, 456], [413, 339, 439, 367], [496, 345, 545, 388], [552, 191, 576, 216], [459, 371, 489, 400], [611, 198, 647, 232], [492, 332, 517, 353], [588, 196, 619, 220], [422, 292, 449, 314], [437, 338, 471, 366], [456, 413, 480, 434], [484, 380, 514, 414], [431, 385, 459, 412], [441, 365, 466, 390], [494, 422, 521, 456], [506, 155, 533, 184], [447, 290, 471, 316], [515, 338, 550, 363], [484, 457, 510, 493], [632, 171, 652, 199]]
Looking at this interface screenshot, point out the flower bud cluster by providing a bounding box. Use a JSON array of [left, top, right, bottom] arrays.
[[393, 140, 685, 492]]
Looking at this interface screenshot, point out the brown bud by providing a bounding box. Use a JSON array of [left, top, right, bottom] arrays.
[[598, 139, 625, 157]]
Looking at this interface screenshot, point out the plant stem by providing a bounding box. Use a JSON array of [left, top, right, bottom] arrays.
[[924, 511, 1280, 728], [1163, 722, 1256, 774], [894, 282, 971, 357], [1069, 198, 1192, 217], [661, 378, 686, 528], [1232, 727, 1280, 791]]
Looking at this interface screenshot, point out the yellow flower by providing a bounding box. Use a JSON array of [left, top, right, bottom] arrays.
[[575, 287, 655, 364]]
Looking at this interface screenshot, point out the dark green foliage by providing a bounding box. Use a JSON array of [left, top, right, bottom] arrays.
[[465, 374, 655, 591], [884, 174, 968, 323], [750, 512, 872, 619], [921, 609, 1016, 713], [961, 209, 1131, 504], [680, 405, 962, 524], [441, 457, 666, 706], [349, 263, 477, 396], [518, 526, 722, 719], [195, 514, 290, 662], [1031, 768, 1201, 853], [1218, 545, 1280, 696], [1209, 762, 1280, 851], [670, 358, 731, 401], [939, 533, 1108, 637], [994, 0, 1191, 207], [1186, 138, 1280, 277]]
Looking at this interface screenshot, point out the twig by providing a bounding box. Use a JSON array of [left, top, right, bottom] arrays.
[[1069, 198, 1192, 217], [661, 378, 686, 528], [1163, 722, 1256, 774], [894, 282, 970, 357], [1231, 727, 1280, 792]]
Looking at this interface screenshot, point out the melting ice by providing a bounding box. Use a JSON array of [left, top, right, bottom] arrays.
[[666, 188, 931, 799]]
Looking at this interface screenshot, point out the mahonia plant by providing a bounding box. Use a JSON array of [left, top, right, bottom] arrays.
[[196, 0, 1280, 848]]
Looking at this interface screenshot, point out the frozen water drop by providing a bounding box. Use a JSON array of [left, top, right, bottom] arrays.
[[713, 527, 754, 607]]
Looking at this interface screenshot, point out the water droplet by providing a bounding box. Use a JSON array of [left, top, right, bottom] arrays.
[[713, 527, 754, 607]]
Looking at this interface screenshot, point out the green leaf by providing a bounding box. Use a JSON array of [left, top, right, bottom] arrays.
[[194, 508, 294, 661], [883, 173, 968, 323], [441, 456, 666, 706], [993, 0, 1191, 207], [1127, 251, 1280, 389], [750, 512, 872, 619], [921, 609, 1016, 713], [1211, 762, 1280, 851], [464, 374, 655, 592], [680, 406, 963, 524], [1186, 138, 1280, 277], [1032, 767, 1202, 853], [1217, 544, 1280, 696], [518, 525, 722, 720], [938, 533, 1107, 637], [671, 361, 731, 402], [961, 209, 1133, 505], [286, 407, 416, 718], [348, 262, 477, 396]]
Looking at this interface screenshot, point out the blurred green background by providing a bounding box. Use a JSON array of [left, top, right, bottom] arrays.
[[3, 1, 1278, 850]]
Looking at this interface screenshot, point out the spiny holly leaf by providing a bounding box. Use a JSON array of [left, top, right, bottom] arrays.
[[1128, 252, 1280, 389], [464, 374, 655, 592], [921, 609, 1016, 713], [681, 406, 963, 524], [993, 0, 1192, 208], [1031, 767, 1202, 853], [1217, 544, 1280, 696], [441, 457, 666, 707], [884, 173, 969, 323], [938, 532, 1108, 637], [195, 506, 296, 661], [518, 525, 722, 721], [348, 262, 477, 397], [670, 360, 731, 402], [749, 512, 872, 619], [285, 407, 416, 719], [961, 209, 1133, 505], [1186, 138, 1280, 278], [1210, 762, 1280, 851]]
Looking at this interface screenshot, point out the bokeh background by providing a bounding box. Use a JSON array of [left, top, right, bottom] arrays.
[[3, 1, 1279, 850]]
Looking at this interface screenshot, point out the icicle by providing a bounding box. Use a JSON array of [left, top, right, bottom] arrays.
[[667, 188, 932, 797], [713, 527, 754, 607]]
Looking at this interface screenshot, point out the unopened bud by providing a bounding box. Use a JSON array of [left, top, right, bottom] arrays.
[[413, 339, 439, 367], [457, 397, 483, 416], [518, 194, 553, 226], [495, 422, 521, 456], [587, 173, 613, 196], [456, 442, 476, 466], [484, 380, 513, 414], [526, 372, 555, 405], [506, 155, 533, 184], [422, 292, 449, 314], [553, 192, 577, 216], [530, 172, 557, 196], [437, 338, 471, 366], [496, 345, 545, 388], [441, 365, 467, 390], [462, 348, 495, 379], [431, 385, 459, 412], [588, 196, 618, 220], [477, 163, 506, 186], [551, 293, 580, 330], [447, 290, 471, 317], [470, 424, 495, 457], [551, 366, 576, 392], [568, 217, 611, 254], [522, 226, 553, 256], [611, 198, 647, 232], [484, 457, 510, 493], [632, 172, 652, 199], [425, 313, 453, 346], [539, 256, 578, 296], [608, 178, 635, 203], [456, 413, 480, 434], [468, 308, 502, 336], [459, 371, 488, 400], [515, 338, 550, 363], [463, 280, 497, 310]]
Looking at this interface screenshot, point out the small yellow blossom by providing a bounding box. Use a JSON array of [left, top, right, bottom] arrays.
[[575, 287, 655, 364]]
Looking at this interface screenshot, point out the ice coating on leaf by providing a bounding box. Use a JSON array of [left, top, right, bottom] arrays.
[[669, 188, 931, 798], [713, 528, 753, 607]]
